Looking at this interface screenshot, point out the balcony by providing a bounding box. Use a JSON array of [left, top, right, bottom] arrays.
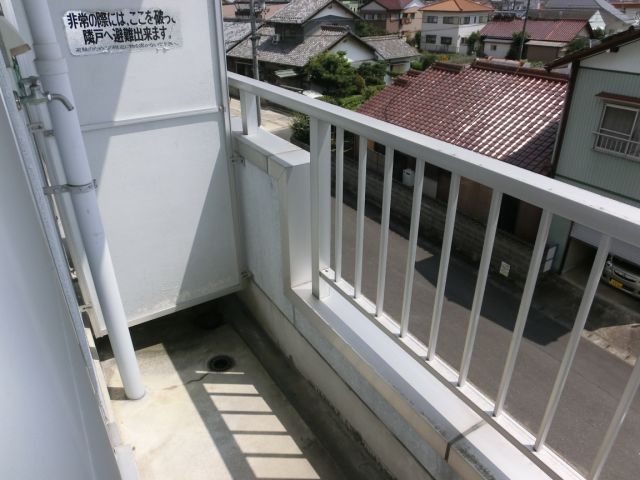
[[3, 11, 640, 479]]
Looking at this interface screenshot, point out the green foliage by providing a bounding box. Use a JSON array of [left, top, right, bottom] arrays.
[[593, 28, 605, 40], [354, 20, 386, 37], [290, 113, 310, 144], [466, 31, 482, 55], [411, 31, 421, 48], [566, 37, 588, 54], [506, 31, 529, 60], [357, 61, 387, 86], [411, 52, 438, 70], [306, 51, 358, 97]]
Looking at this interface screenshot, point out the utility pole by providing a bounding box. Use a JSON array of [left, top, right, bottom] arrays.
[[518, 0, 531, 61], [250, 0, 261, 124]]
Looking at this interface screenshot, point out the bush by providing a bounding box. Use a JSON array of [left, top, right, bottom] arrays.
[[306, 51, 358, 97], [506, 31, 528, 60], [290, 113, 310, 144], [357, 61, 387, 86], [566, 37, 588, 54], [354, 20, 386, 37]]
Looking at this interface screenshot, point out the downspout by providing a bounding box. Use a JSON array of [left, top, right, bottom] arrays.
[[20, 0, 144, 399]]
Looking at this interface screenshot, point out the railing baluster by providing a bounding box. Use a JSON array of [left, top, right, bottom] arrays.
[[399, 159, 425, 337], [310, 118, 332, 299], [459, 190, 503, 386], [239, 91, 258, 135], [494, 209, 553, 416], [535, 235, 611, 451], [354, 135, 367, 298], [375, 146, 394, 317], [427, 173, 460, 361], [590, 357, 640, 480], [334, 127, 344, 283]]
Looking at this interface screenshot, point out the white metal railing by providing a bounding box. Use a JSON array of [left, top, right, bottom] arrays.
[[594, 131, 640, 161], [229, 72, 640, 480]]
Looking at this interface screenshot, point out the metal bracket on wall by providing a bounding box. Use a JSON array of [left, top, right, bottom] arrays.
[[231, 154, 245, 165], [43, 179, 97, 196]]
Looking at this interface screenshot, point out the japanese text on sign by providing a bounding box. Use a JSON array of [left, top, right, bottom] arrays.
[[63, 9, 181, 56]]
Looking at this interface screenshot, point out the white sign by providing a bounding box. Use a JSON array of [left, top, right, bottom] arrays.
[[62, 9, 181, 56]]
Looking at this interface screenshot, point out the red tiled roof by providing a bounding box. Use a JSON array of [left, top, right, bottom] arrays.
[[480, 19, 589, 42], [420, 0, 493, 12], [357, 61, 568, 175]]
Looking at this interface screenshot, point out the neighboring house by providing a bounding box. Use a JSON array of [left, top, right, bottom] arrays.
[[420, 0, 493, 53], [543, 0, 635, 34], [545, 28, 640, 272], [227, 25, 375, 87], [610, 1, 640, 23], [527, 8, 607, 32], [358, 0, 425, 39], [227, 0, 364, 87], [480, 18, 591, 62], [223, 22, 252, 52], [360, 35, 420, 73], [358, 60, 568, 243]]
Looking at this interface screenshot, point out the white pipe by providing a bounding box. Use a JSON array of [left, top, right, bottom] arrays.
[[21, 0, 144, 399]]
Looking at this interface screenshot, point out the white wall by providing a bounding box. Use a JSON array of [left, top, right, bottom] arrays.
[[421, 13, 487, 53], [581, 40, 640, 74], [315, 2, 357, 19], [483, 40, 511, 58], [329, 36, 375, 65], [0, 84, 119, 480]]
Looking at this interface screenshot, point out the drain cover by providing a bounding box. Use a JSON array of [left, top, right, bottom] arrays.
[[208, 355, 235, 372]]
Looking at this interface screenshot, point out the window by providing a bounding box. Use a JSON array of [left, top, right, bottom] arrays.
[[595, 103, 640, 159], [463, 16, 471, 24], [440, 36, 452, 45], [426, 15, 438, 23], [460, 37, 468, 45], [443, 16, 460, 24], [490, 44, 497, 51], [479, 15, 488, 23], [424, 34, 437, 43]]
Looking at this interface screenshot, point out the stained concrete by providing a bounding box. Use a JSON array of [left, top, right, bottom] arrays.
[[98, 305, 350, 480]]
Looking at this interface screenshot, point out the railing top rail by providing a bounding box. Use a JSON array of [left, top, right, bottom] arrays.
[[228, 72, 640, 249]]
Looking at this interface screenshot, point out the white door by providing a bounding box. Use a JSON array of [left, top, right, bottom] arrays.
[[24, 1, 241, 330]]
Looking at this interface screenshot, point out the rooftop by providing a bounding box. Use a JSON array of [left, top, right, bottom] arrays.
[[227, 26, 359, 67], [420, 0, 493, 12], [361, 0, 421, 10], [268, 0, 355, 24], [357, 61, 568, 175], [223, 22, 252, 52], [480, 18, 590, 42], [360, 35, 420, 60], [544, 0, 635, 24]]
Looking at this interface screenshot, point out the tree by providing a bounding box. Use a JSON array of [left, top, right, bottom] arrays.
[[566, 37, 588, 54], [466, 31, 482, 55], [354, 20, 386, 37], [306, 51, 359, 97], [593, 28, 605, 40], [411, 31, 421, 49], [506, 31, 529, 60], [410, 52, 438, 70], [357, 61, 387, 86]]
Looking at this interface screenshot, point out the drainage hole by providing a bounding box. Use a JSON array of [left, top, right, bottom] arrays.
[[208, 355, 235, 372]]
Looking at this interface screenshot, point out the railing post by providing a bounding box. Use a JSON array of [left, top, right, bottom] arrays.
[[354, 136, 368, 298], [334, 127, 345, 283], [310, 118, 331, 299], [375, 146, 394, 317], [427, 172, 460, 361], [240, 90, 259, 135], [535, 234, 611, 451], [399, 158, 425, 337]]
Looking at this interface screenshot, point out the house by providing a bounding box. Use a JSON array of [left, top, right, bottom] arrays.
[[358, 60, 568, 243], [545, 28, 640, 273], [358, 0, 425, 39], [543, 0, 635, 34], [610, 1, 640, 23], [419, 0, 493, 53], [527, 8, 608, 33], [480, 18, 591, 62], [227, 25, 376, 86], [360, 34, 420, 73], [226, 0, 365, 86]]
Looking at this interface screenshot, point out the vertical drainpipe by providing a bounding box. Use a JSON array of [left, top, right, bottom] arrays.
[[21, 0, 144, 399]]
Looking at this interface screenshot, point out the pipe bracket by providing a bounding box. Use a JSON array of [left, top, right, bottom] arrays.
[[43, 179, 97, 196]]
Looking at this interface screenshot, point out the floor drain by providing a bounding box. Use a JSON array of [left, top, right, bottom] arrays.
[[208, 355, 235, 372]]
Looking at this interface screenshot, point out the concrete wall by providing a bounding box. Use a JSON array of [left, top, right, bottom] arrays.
[[329, 36, 376, 65], [0, 87, 119, 480]]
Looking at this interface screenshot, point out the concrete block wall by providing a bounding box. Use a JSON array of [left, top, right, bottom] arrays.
[[339, 159, 535, 286]]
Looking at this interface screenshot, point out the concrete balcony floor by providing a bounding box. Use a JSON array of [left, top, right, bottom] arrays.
[[98, 298, 389, 480]]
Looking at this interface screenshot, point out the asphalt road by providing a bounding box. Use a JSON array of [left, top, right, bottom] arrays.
[[335, 196, 640, 480]]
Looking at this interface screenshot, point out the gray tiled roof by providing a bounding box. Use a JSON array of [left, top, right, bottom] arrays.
[[361, 35, 420, 60], [269, 0, 342, 24], [544, 0, 634, 24], [223, 22, 252, 51], [227, 26, 359, 67]]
